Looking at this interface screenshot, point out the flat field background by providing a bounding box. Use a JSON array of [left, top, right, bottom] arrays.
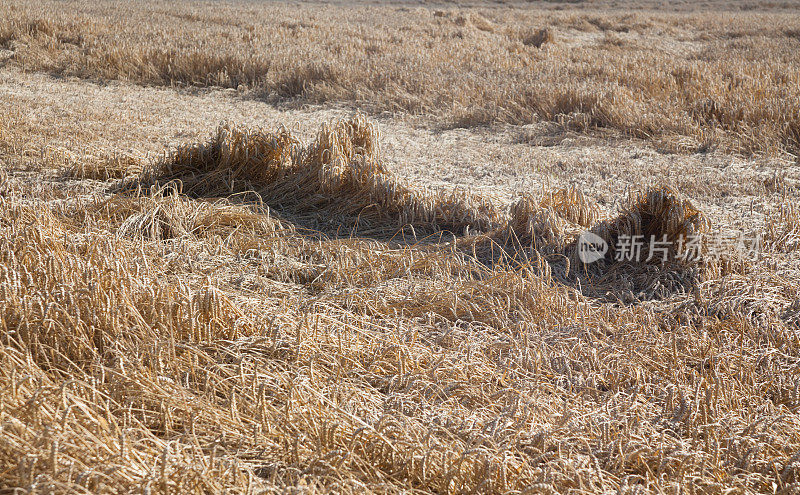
[[0, 0, 799, 493]]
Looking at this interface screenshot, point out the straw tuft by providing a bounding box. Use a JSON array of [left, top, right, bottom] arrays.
[[144, 115, 503, 237]]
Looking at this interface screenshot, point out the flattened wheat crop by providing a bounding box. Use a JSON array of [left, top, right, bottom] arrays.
[[2, 108, 800, 493]]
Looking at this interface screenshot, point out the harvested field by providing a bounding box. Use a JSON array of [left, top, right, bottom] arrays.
[[2, 0, 800, 155], [1, 1, 800, 494]]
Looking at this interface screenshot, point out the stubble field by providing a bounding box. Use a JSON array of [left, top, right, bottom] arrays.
[[0, 0, 799, 493]]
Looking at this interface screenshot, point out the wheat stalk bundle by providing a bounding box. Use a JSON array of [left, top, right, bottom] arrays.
[[143, 115, 503, 237]]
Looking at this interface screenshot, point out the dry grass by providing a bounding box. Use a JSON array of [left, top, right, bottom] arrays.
[[3, 110, 800, 493], [63, 150, 142, 181], [594, 187, 711, 263], [499, 186, 601, 250], [2, 1, 800, 493], [486, 186, 717, 303], [521, 28, 555, 48], [1, 0, 800, 155], [115, 189, 286, 243], [505, 197, 567, 248], [142, 116, 502, 238], [765, 200, 800, 253]]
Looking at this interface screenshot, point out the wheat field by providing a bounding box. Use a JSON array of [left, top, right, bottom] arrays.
[[1, 0, 800, 494]]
